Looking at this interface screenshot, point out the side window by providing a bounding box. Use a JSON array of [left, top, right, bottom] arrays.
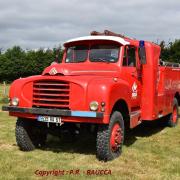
[[123, 46, 136, 67]]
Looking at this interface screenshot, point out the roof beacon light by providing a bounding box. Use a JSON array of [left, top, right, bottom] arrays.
[[139, 40, 145, 47]]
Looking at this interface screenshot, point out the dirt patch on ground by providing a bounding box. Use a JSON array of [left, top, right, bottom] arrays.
[[0, 110, 8, 113], [0, 143, 14, 150]]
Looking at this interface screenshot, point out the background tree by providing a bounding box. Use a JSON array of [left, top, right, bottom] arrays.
[[0, 46, 63, 82], [160, 39, 180, 63]]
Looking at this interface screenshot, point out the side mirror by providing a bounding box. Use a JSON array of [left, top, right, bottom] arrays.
[[138, 40, 147, 64]]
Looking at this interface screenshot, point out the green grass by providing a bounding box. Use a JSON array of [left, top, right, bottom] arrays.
[[0, 105, 180, 180]]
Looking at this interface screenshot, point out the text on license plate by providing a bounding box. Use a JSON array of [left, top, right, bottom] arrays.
[[37, 116, 61, 123]]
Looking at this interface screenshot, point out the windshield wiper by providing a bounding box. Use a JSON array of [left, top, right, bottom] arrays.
[[91, 57, 109, 63]]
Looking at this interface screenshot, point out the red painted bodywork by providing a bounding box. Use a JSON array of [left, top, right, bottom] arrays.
[[8, 36, 180, 128]]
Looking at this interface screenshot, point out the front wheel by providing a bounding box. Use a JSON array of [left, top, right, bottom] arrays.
[[96, 111, 124, 161], [16, 118, 47, 151], [167, 98, 179, 127]]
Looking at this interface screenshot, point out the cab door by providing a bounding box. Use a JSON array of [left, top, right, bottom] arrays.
[[120, 45, 142, 109]]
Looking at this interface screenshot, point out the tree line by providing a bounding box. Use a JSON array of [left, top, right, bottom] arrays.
[[0, 46, 63, 82], [0, 39, 180, 82], [159, 39, 180, 63]]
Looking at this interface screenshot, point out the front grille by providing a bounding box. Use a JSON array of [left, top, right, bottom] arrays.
[[33, 80, 70, 109]]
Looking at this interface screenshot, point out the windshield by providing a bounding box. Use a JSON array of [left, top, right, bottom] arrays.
[[65, 44, 120, 63], [66, 45, 88, 63], [89, 44, 119, 62]]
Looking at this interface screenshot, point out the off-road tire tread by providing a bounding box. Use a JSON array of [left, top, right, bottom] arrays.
[[16, 118, 35, 151], [16, 118, 47, 151], [96, 111, 124, 161]]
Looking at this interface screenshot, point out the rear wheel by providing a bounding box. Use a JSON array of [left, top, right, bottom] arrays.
[[16, 118, 47, 151], [167, 98, 179, 127], [96, 111, 124, 161]]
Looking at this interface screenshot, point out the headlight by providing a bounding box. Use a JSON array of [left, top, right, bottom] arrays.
[[11, 97, 19, 106], [90, 101, 99, 111]]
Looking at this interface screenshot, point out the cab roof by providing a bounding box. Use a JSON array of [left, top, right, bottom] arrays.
[[64, 35, 130, 46]]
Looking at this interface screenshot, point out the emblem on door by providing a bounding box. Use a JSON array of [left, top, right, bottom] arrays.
[[132, 82, 138, 98]]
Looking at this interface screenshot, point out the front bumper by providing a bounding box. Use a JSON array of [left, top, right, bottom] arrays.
[[2, 106, 104, 118]]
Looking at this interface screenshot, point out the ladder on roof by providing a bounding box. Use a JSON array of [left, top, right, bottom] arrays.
[[90, 30, 131, 40]]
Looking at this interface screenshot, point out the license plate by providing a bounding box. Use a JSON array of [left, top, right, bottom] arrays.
[[37, 116, 62, 124]]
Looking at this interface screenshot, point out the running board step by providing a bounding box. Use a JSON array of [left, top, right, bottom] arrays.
[[130, 110, 141, 128]]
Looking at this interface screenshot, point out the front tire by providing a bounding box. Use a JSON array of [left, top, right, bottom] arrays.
[[16, 118, 47, 151], [96, 111, 124, 161], [167, 98, 179, 127]]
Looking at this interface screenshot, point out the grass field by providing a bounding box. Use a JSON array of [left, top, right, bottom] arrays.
[[0, 102, 179, 180]]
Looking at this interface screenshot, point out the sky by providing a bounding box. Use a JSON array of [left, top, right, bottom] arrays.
[[0, 0, 180, 49]]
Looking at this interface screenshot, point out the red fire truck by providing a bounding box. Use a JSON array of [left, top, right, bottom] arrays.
[[2, 30, 180, 161]]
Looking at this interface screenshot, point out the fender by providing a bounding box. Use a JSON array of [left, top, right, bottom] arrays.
[[87, 77, 131, 123]]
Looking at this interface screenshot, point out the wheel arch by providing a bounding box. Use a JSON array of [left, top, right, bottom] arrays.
[[111, 99, 130, 129]]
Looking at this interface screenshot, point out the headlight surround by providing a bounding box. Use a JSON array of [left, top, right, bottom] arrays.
[[89, 101, 99, 111], [11, 97, 19, 106]]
